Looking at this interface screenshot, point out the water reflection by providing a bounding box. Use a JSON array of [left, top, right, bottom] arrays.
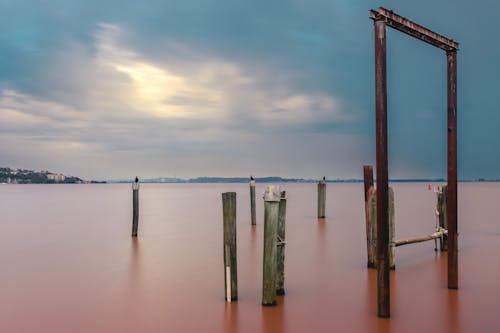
[[262, 299, 284, 333], [224, 302, 239, 332]]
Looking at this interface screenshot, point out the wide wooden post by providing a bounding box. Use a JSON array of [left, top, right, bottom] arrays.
[[222, 192, 238, 301], [132, 183, 139, 237], [276, 190, 287, 295], [367, 187, 395, 270], [437, 185, 448, 251], [250, 179, 256, 225], [262, 185, 280, 306], [447, 50, 458, 290], [364, 166, 374, 267], [317, 178, 326, 218]]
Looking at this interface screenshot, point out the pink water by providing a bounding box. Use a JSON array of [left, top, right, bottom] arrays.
[[0, 183, 498, 332]]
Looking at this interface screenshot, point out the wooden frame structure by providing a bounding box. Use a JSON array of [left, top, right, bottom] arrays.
[[369, 7, 459, 318]]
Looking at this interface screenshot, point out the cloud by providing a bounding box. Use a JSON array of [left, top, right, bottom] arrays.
[[0, 21, 355, 178]]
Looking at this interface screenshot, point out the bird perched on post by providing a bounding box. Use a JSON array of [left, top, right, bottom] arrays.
[[135, 176, 139, 183], [250, 175, 254, 181]]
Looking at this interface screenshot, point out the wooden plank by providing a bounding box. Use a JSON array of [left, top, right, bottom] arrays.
[[370, 7, 459, 51], [395, 230, 448, 247]]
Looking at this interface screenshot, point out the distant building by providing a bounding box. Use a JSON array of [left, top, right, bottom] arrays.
[[47, 173, 66, 182]]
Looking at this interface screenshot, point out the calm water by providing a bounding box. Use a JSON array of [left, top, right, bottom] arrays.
[[0, 183, 498, 333]]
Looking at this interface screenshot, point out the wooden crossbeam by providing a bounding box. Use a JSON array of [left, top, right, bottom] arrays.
[[395, 229, 448, 247], [370, 7, 459, 51]]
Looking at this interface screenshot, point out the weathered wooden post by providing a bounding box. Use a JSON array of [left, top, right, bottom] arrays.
[[132, 180, 139, 237], [276, 190, 287, 295], [222, 192, 238, 301], [447, 49, 458, 290], [250, 176, 256, 226], [262, 185, 280, 306], [317, 177, 326, 218], [437, 185, 448, 251], [367, 187, 395, 270], [364, 166, 374, 267]]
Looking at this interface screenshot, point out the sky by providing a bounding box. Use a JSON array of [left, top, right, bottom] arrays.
[[0, 1, 498, 180]]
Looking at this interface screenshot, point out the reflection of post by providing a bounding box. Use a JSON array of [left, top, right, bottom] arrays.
[[222, 192, 238, 301], [132, 182, 140, 237], [262, 185, 280, 306], [317, 177, 326, 218], [364, 166, 374, 267], [276, 190, 287, 295], [250, 177, 256, 225]]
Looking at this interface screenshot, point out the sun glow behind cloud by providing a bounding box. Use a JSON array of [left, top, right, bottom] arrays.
[[95, 23, 224, 119]]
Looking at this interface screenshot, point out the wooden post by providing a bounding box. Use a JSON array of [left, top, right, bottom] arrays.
[[250, 179, 256, 225], [364, 166, 374, 267], [367, 186, 377, 268], [317, 178, 326, 218], [447, 50, 458, 290], [374, 17, 390, 318], [222, 192, 238, 301], [437, 185, 448, 251], [262, 185, 280, 306], [132, 182, 139, 237], [276, 190, 287, 295], [367, 187, 395, 269]]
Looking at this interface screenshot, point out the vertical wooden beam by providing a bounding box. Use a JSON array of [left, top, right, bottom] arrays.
[[262, 185, 280, 306], [366, 187, 395, 270], [437, 185, 448, 251], [364, 166, 374, 267], [317, 178, 326, 218], [250, 179, 256, 226], [447, 50, 458, 290], [276, 190, 287, 295], [374, 18, 390, 318], [222, 192, 238, 301], [132, 183, 139, 237]]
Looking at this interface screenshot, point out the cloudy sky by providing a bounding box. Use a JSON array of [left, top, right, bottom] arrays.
[[0, 1, 498, 180]]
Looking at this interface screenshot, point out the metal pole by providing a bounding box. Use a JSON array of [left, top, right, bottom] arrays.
[[447, 50, 458, 290], [374, 18, 390, 318]]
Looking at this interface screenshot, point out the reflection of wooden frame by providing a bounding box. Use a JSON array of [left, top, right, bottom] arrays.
[[369, 7, 459, 317]]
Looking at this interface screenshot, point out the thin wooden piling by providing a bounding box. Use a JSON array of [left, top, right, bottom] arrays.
[[276, 190, 287, 295], [132, 182, 139, 237], [250, 179, 256, 226], [262, 185, 280, 306], [447, 49, 458, 290], [364, 166, 374, 267], [317, 178, 326, 218], [437, 185, 448, 251], [367, 187, 395, 269], [222, 192, 238, 301]]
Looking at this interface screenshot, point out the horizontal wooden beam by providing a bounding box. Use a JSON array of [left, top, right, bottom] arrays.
[[395, 229, 448, 247], [370, 7, 459, 52]]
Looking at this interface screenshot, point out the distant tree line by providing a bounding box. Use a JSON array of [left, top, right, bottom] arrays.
[[0, 167, 83, 184]]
